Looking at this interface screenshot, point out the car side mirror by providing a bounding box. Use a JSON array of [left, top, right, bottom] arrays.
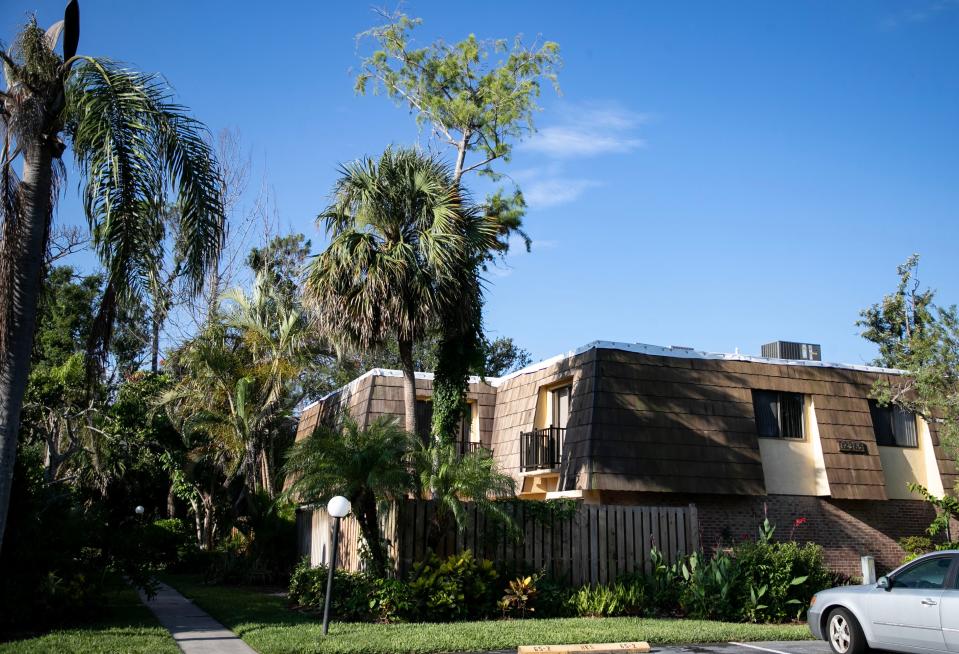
[[877, 576, 891, 591]]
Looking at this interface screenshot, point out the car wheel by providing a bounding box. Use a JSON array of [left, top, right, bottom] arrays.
[[826, 608, 867, 654]]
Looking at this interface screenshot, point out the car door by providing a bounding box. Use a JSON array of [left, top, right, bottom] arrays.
[[869, 555, 951, 651], [942, 555, 959, 652]]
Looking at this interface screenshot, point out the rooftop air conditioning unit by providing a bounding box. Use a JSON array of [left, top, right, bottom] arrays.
[[761, 341, 822, 361]]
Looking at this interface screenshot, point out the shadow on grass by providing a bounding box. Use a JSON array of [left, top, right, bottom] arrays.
[[0, 578, 179, 654]]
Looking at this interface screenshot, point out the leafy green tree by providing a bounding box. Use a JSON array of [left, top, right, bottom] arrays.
[[247, 233, 311, 308], [99, 371, 183, 515], [410, 441, 515, 551], [20, 267, 153, 489], [858, 255, 959, 492], [30, 267, 100, 369], [305, 147, 496, 436], [482, 335, 533, 377], [283, 416, 415, 577], [356, 11, 560, 193], [355, 12, 560, 443], [0, 5, 224, 552]]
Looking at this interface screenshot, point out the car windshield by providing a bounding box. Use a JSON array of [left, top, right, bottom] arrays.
[[893, 556, 953, 589]]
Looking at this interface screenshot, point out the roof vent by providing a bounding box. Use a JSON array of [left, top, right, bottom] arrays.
[[761, 341, 821, 361]]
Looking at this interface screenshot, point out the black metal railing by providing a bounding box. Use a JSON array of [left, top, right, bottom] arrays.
[[456, 440, 491, 457], [520, 427, 565, 471]]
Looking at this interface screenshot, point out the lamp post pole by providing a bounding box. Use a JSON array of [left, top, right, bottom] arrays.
[[321, 516, 340, 636], [322, 495, 350, 637]]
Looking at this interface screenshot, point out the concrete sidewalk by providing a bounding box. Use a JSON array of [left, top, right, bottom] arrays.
[[139, 581, 257, 654]]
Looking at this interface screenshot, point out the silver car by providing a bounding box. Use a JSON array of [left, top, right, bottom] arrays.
[[808, 551, 959, 654]]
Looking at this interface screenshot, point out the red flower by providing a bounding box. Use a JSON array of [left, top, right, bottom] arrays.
[[793, 517, 807, 527]]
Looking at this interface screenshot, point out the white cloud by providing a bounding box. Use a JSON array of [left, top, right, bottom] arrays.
[[522, 104, 649, 159], [881, 0, 958, 29], [524, 178, 603, 209], [527, 127, 645, 158]]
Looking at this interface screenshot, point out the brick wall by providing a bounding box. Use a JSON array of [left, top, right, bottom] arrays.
[[599, 491, 941, 577]]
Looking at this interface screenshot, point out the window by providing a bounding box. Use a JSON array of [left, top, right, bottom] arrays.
[[893, 556, 953, 590], [868, 400, 918, 448], [415, 399, 433, 443], [752, 390, 804, 439], [461, 402, 477, 443], [551, 386, 571, 429]]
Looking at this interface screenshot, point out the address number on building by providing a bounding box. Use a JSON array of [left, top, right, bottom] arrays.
[[839, 440, 868, 454]]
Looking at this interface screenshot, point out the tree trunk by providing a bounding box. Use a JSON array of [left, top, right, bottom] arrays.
[[259, 448, 273, 499], [166, 483, 176, 518], [150, 308, 161, 373], [452, 133, 469, 185], [206, 264, 220, 323], [0, 143, 55, 554], [398, 337, 419, 437], [356, 491, 388, 577]]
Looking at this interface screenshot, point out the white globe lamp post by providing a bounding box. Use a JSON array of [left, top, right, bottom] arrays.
[[322, 495, 351, 636]]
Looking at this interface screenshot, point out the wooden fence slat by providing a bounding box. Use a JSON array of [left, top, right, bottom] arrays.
[[659, 508, 670, 563], [688, 503, 700, 552], [666, 509, 680, 554]]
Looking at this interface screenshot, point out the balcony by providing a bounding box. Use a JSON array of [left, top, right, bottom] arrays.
[[520, 427, 565, 471], [457, 440, 491, 457]]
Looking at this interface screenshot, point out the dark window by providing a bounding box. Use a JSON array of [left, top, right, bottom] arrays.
[[415, 399, 433, 443], [868, 400, 918, 448], [551, 386, 571, 428], [893, 556, 953, 589], [752, 390, 804, 439]]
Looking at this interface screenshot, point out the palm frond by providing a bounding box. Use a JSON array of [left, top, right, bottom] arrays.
[[305, 146, 497, 350], [64, 58, 225, 362]]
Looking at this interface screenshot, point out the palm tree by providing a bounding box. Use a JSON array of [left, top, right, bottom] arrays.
[[283, 416, 414, 577], [410, 442, 516, 551], [305, 147, 496, 437], [162, 270, 311, 499], [0, 5, 225, 551]]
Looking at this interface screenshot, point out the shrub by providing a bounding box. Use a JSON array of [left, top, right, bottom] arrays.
[[900, 535, 935, 560], [645, 547, 682, 614], [732, 534, 832, 622], [499, 575, 539, 618], [143, 518, 196, 568], [407, 550, 499, 621], [533, 575, 575, 618], [0, 446, 157, 633], [569, 578, 645, 617], [287, 558, 375, 621], [369, 577, 414, 623], [680, 550, 739, 620], [899, 535, 959, 564], [205, 496, 298, 585]]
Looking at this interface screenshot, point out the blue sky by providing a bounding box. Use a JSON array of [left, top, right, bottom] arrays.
[[4, 1, 958, 366]]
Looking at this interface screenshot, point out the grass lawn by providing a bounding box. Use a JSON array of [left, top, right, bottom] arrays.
[[165, 573, 814, 654], [0, 578, 179, 654]]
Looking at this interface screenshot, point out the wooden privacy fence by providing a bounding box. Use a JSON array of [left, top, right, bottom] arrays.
[[298, 500, 699, 586]]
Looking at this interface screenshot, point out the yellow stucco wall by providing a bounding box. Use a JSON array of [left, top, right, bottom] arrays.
[[758, 397, 831, 496], [879, 417, 946, 499]]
